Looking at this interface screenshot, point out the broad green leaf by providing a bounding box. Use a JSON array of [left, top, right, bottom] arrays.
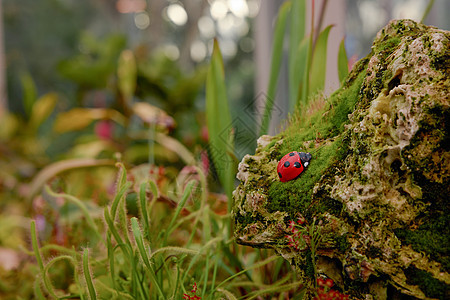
[[20, 72, 37, 117], [29, 93, 58, 130], [260, 1, 291, 136], [294, 37, 311, 109], [205, 40, 235, 200], [117, 49, 137, 102], [288, 0, 306, 112], [338, 38, 349, 84], [309, 25, 333, 96]]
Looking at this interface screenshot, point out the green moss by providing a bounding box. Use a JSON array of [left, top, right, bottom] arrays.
[[405, 266, 449, 299], [266, 138, 347, 216], [375, 37, 401, 57], [234, 211, 258, 231], [395, 211, 450, 271], [335, 234, 350, 252], [264, 69, 366, 217], [304, 251, 315, 279]]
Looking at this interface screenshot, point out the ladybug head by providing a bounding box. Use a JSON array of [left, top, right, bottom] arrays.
[[298, 152, 312, 168]]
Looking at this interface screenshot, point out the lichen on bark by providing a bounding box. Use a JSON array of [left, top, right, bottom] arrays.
[[232, 20, 449, 299]]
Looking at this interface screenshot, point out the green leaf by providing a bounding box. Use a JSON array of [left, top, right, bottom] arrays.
[[20, 72, 37, 117], [288, 0, 306, 112], [117, 49, 137, 101], [205, 40, 235, 199], [337, 38, 349, 84], [421, 0, 435, 23], [309, 25, 333, 96], [260, 1, 291, 136], [294, 37, 311, 108], [29, 93, 58, 130]]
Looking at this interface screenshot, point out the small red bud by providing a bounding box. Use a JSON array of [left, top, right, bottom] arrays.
[[325, 278, 334, 288]]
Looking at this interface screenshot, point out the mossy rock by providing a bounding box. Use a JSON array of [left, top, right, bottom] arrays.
[[232, 20, 449, 299]]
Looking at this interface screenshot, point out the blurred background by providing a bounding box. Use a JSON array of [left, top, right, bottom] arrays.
[[1, 0, 449, 159]]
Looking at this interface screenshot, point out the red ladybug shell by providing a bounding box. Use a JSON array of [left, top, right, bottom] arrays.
[[277, 152, 311, 182]]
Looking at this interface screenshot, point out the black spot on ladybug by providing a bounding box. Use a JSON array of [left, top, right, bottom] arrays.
[[294, 162, 301, 168], [284, 161, 290, 167], [278, 172, 282, 178], [289, 152, 295, 156]]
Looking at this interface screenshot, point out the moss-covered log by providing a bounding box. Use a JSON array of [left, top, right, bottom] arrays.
[[233, 20, 449, 299]]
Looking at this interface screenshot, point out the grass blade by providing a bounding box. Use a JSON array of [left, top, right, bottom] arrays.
[[138, 181, 152, 239], [260, 1, 291, 136], [217, 288, 238, 300], [213, 255, 279, 293], [205, 40, 235, 199], [83, 248, 97, 300], [421, 0, 435, 23], [288, 0, 306, 112], [246, 280, 304, 299], [309, 25, 333, 96], [294, 37, 311, 108], [163, 180, 195, 244], [337, 38, 349, 84], [130, 217, 164, 298]]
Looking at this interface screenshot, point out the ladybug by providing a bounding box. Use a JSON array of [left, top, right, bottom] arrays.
[[277, 152, 312, 182]]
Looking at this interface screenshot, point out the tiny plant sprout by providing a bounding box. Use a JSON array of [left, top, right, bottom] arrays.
[[277, 152, 312, 182]]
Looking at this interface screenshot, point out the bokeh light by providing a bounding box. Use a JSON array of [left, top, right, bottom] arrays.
[[190, 40, 208, 62], [134, 12, 150, 30], [166, 3, 188, 26], [210, 0, 228, 20], [198, 16, 216, 39], [228, 0, 249, 18]]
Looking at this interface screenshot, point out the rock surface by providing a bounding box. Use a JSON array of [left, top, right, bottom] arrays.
[[233, 20, 449, 299]]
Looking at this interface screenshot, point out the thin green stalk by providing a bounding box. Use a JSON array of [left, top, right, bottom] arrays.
[[201, 253, 210, 299], [30, 221, 44, 272], [138, 181, 152, 239], [110, 181, 132, 220], [163, 180, 195, 245], [208, 254, 220, 299], [181, 237, 222, 284], [118, 203, 132, 247], [94, 280, 134, 300], [245, 281, 304, 300], [212, 255, 279, 294], [83, 249, 97, 300], [104, 208, 131, 258], [44, 185, 104, 246], [106, 233, 116, 291], [33, 279, 47, 300], [421, 0, 435, 23], [43, 255, 78, 299], [172, 262, 182, 299], [130, 217, 165, 298], [30, 220, 59, 298]]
